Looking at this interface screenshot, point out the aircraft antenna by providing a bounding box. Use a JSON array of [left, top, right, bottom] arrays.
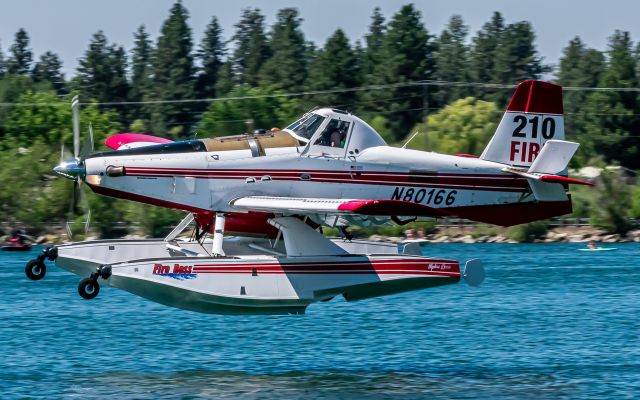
[[402, 131, 422, 149]]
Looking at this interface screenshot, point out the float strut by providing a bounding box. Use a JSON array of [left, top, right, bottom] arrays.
[[212, 212, 225, 257]]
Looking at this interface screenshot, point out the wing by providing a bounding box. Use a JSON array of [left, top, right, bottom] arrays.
[[229, 196, 450, 218]]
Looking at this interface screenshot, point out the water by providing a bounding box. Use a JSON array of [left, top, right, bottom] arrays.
[[1, 243, 638, 399]]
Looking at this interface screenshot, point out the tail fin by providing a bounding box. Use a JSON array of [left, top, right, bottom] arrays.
[[480, 80, 564, 168]]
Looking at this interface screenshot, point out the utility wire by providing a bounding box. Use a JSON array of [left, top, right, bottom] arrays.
[[2, 79, 640, 108]]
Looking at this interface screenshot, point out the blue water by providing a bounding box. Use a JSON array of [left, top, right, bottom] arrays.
[[1, 243, 638, 399]]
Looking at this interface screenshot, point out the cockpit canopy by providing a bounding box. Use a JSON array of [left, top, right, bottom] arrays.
[[284, 108, 387, 157]]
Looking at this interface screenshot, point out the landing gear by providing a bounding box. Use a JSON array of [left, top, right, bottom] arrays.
[[77, 265, 112, 300], [25, 259, 46, 281], [25, 247, 57, 281], [78, 277, 99, 299]]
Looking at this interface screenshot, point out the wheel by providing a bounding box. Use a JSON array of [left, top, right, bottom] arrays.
[[25, 259, 46, 281], [78, 277, 100, 300]]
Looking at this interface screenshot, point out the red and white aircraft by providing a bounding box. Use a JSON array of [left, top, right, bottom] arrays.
[[26, 80, 590, 314]]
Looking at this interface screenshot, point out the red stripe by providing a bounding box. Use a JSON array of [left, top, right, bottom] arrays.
[[124, 168, 528, 192]]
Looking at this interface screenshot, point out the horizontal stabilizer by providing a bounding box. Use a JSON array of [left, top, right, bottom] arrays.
[[528, 140, 579, 175], [230, 196, 451, 217], [502, 167, 592, 186]]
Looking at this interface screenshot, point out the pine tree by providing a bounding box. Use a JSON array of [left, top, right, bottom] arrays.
[[469, 12, 504, 99], [130, 25, 153, 126], [31, 51, 66, 94], [231, 8, 270, 87], [7, 28, 33, 75], [363, 7, 386, 80], [196, 17, 225, 99], [75, 31, 115, 102], [434, 15, 470, 106], [75, 31, 130, 122], [557, 37, 605, 149], [492, 21, 546, 105], [151, 0, 196, 136], [580, 31, 640, 168], [0, 40, 7, 78], [259, 8, 308, 91], [366, 4, 433, 139], [214, 61, 234, 97], [306, 29, 361, 108]]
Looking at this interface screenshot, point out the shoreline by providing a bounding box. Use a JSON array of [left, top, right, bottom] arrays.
[[368, 226, 640, 244], [10, 225, 640, 245]]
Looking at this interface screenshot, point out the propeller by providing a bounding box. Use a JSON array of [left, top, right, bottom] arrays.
[[55, 96, 94, 240]]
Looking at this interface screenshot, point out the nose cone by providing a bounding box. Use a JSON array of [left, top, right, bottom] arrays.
[[53, 159, 86, 180]]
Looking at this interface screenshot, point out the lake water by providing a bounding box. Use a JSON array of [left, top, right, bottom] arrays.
[[1, 243, 638, 399]]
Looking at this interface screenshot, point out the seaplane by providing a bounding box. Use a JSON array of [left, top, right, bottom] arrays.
[[25, 80, 591, 314]]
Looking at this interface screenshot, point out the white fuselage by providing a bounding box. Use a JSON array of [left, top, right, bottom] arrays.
[[84, 145, 536, 218]]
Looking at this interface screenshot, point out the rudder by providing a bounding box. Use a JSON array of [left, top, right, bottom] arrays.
[[480, 80, 565, 168]]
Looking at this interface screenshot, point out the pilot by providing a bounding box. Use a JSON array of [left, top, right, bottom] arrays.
[[330, 128, 346, 147]]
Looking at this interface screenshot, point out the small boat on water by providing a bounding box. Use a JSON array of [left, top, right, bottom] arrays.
[[1, 230, 35, 251], [578, 247, 617, 252], [1, 242, 32, 251]]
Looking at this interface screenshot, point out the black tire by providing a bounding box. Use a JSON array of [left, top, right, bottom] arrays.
[[78, 277, 100, 300], [25, 259, 46, 281]]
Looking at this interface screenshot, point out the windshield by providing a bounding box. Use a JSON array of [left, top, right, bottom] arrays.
[[286, 113, 326, 140]]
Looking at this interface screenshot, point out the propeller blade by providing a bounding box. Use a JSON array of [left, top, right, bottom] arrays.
[[65, 180, 78, 240], [80, 122, 94, 161], [71, 95, 80, 159]]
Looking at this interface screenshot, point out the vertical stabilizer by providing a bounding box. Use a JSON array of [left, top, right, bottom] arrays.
[[480, 80, 564, 168]]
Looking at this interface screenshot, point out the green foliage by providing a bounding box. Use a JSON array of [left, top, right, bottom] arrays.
[[75, 31, 131, 114], [198, 85, 302, 135], [150, 1, 196, 135], [407, 97, 500, 155], [7, 28, 32, 75], [196, 17, 225, 99], [363, 4, 433, 139], [344, 220, 437, 238], [630, 185, 640, 219], [231, 8, 270, 87], [306, 29, 361, 108], [577, 31, 640, 170], [433, 15, 470, 106], [32, 51, 67, 95], [589, 168, 633, 234], [259, 8, 308, 91], [508, 221, 548, 243], [126, 203, 184, 237]]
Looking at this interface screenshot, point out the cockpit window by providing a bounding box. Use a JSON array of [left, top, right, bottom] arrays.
[[287, 114, 326, 140], [314, 119, 350, 148]]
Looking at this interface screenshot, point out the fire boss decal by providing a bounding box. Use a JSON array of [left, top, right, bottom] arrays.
[[152, 263, 197, 280]]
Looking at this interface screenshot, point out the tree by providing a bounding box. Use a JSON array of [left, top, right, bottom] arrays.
[[31, 51, 67, 94], [434, 15, 470, 106], [406, 97, 500, 156], [150, 1, 196, 136], [556, 37, 605, 163], [0, 40, 5, 77], [75, 31, 131, 120], [589, 168, 633, 234], [365, 4, 433, 139], [7, 28, 33, 75], [196, 17, 225, 100], [469, 12, 504, 99], [579, 31, 640, 168], [492, 21, 546, 105], [306, 29, 361, 108], [362, 7, 386, 80], [198, 85, 301, 136], [259, 8, 308, 91], [130, 25, 153, 126], [231, 8, 270, 87]]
